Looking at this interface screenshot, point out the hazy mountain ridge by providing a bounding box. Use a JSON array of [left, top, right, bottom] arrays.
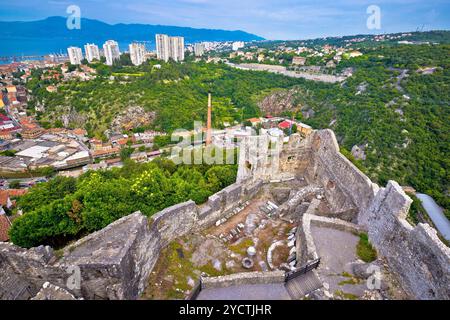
[[0, 16, 264, 42]]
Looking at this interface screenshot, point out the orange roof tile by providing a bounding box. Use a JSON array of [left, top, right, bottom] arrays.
[[0, 215, 12, 242], [0, 191, 10, 207], [7, 189, 28, 198]]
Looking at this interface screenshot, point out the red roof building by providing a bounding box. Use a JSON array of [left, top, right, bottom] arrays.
[[278, 120, 294, 129]]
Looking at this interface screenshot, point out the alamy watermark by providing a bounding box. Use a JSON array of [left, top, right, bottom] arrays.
[[366, 265, 382, 290], [67, 5, 81, 30], [169, 121, 283, 169], [367, 5, 381, 30], [66, 265, 81, 290]]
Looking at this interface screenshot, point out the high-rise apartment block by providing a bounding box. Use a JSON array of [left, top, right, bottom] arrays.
[[156, 34, 185, 62], [84, 43, 100, 63], [169, 36, 185, 62], [194, 42, 205, 57], [156, 34, 170, 62], [129, 43, 147, 66], [67, 47, 83, 65], [103, 40, 121, 66]]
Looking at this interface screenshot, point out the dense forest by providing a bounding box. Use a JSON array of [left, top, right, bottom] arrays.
[[296, 44, 449, 217], [9, 159, 237, 248]]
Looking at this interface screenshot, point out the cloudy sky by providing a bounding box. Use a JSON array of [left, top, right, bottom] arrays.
[[1, 0, 449, 39]]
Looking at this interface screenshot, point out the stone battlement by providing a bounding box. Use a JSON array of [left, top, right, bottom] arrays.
[[1, 129, 448, 300]]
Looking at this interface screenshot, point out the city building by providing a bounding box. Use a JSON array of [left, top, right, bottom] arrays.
[[129, 43, 147, 66], [156, 34, 170, 62], [84, 43, 101, 63], [169, 36, 185, 62], [194, 42, 205, 57], [103, 40, 121, 66], [232, 41, 245, 51], [292, 56, 306, 66], [156, 34, 185, 62], [67, 47, 83, 65]]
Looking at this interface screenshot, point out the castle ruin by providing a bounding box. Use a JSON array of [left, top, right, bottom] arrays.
[[1, 129, 449, 300]]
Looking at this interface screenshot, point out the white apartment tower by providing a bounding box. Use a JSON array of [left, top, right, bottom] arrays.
[[169, 36, 185, 62], [156, 34, 185, 62], [129, 43, 146, 66], [67, 47, 83, 65], [103, 40, 121, 66], [194, 42, 205, 57], [84, 43, 100, 63], [156, 34, 170, 62]]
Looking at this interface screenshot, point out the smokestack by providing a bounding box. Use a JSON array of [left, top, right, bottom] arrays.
[[206, 92, 212, 146]]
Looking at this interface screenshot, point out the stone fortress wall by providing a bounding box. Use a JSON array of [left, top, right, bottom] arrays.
[[0, 174, 266, 300], [238, 129, 450, 299], [1, 129, 449, 300]]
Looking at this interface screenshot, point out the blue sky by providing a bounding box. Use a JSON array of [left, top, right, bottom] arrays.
[[1, 0, 449, 39]]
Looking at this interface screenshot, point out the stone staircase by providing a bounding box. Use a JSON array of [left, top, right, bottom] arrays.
[[285, 271, 322, 299]]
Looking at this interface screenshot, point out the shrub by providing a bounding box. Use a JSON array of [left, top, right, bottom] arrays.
[[356, 233, 377, 263]]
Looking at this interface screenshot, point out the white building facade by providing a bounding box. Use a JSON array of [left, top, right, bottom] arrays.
[[103, 40, 121, 66], [232, 41, 245, 51], [194, 42, 205, 57], [84, 43, 100, 63], [156, 34, 170, 62], [67, 47, 83, 65], [156, 34, 185, 62], [129, 43, 147, 66]]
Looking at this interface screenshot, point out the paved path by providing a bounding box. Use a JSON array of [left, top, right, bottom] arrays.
[[311, 226, 367, 297], [197, 283, 291, 300]]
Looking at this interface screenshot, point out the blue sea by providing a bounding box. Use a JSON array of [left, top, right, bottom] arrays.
[[0, 37, 156, 64]]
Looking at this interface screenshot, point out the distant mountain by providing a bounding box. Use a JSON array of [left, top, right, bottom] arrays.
[[0, 16, 264, 43]]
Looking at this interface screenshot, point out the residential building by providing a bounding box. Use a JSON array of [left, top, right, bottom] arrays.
[[194, 42, 205, 57], [169, 36, 185, 62], [129, 43, 147, 66], [67, 47, 83, 65], [297, 122, 313, 136], [103, 40, 121, 66], [156, 34, 185, 62], [232, 41, 245, 51], [292, 56, 306, 66], [84, 43, 100, 62], [156, 34, 170, 62]]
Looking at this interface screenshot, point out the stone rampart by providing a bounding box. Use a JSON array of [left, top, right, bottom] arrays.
[[2, 129, 449, 300], [366, 181, 450, 299], [201, 271, 285, 289]]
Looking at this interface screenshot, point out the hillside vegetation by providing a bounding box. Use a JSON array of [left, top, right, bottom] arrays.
[[27, 61, 313, 139], [10, 159, 237, 248], [25, 43, 449, 218]]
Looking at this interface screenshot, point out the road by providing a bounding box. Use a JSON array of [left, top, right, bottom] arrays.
[[416, 193, 450, 241], [226, 62, 347, 83]]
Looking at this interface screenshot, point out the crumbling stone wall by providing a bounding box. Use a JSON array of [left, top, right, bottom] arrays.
[[365, 181, 450, 299], [0, 179, 263, 300], [238, 130, 378, 222], [2, 129, 449, 300], [201, 271, 285, 289], [302, 130, 378, 221], [0, 244, 67, 299]]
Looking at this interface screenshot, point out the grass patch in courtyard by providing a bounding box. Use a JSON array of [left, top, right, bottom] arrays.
[[356, 233, 377, 263], [229, 238, 254, 256], [334, 290, 359, 300]]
